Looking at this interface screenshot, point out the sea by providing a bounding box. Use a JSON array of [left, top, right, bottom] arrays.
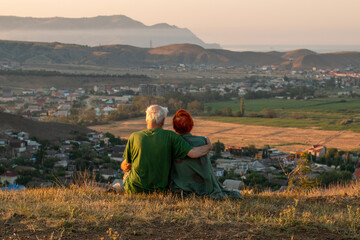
[[222, 45, 360, 53]]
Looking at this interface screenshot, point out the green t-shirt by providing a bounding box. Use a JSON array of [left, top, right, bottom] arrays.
[[123, 128, 193, 194]]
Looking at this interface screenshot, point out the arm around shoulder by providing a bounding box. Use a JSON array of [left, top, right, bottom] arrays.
[[187, 137, 212, 158]]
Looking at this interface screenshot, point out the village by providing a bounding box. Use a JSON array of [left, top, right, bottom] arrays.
[[0, 126, 359, 191], [0, 64, 360, 122], [1, 65, 360, 190]]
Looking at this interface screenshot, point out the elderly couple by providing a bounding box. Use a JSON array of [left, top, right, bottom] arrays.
[[120, 105, 241, 199]]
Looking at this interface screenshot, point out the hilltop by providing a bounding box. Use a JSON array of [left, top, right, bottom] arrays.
[[0, 15, 220, 49], [0, 40, 283, 68], [0, 182, 359, 239], [1, 40, 359, 70], [293, 51, 360, 69], [0, 112, 91, 141]]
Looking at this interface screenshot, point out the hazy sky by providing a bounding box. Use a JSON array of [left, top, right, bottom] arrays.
[[1, 0, 360, 46]]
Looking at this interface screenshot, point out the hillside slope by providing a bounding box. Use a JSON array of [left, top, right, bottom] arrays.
[[1, 182, 359, 239], [0, 112, 91, 141], [293, 51, 360, 69], [1, 40, 359, 69], [0, 40, 285, 67], [0, 15, 220, 49]]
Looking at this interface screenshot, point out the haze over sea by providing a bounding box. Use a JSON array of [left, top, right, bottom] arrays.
[[224, 45, 360, 53]]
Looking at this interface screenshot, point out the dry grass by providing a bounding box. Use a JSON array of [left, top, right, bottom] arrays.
[[90, 117, 360, 152], [1, 181, 360, 239]]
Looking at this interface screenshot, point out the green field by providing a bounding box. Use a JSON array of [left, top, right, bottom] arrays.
[[207, 98, 360, 113], [205, 98, 360, 132]]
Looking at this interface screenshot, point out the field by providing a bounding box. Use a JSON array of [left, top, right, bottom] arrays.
[[207, 98, 360, 113], [90, 117, 360, 152], [1, 182, 360, 239], [206, 98, 360, 132]]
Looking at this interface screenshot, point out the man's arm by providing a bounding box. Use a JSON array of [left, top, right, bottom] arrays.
[[187, 137, 212, 158]]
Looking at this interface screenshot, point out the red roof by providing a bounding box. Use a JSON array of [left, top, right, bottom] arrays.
[[1, 169, 19, 177], [354, 168, 360, 178]]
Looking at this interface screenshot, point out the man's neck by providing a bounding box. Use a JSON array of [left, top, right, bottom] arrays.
[[147, 122, 163, 130]]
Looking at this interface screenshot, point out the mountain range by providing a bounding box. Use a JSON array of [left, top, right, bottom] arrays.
[[0, 15, 220, 49], [0, 40, 359, 70]]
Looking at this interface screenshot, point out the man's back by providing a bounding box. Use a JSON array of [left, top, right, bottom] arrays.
[[123, 128, 192, 193]]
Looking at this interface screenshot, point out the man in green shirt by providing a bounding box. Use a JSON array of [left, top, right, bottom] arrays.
[[121, 105, 212, 194]]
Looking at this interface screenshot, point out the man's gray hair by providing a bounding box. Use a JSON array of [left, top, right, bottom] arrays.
[[146, 105, 168, 124]]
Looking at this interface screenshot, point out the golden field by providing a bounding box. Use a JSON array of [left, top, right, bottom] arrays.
[[90, 117, 360, 152]]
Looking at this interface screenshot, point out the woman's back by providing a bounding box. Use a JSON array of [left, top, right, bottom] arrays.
[[170, 133, 241, 199]]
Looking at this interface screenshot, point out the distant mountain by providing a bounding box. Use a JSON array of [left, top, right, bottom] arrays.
[[0, 40, 283, 67], [0, 40, 359, 70], [280, 49, 316, 60], [0, 15, 220, 49], [0, 112, 91, 141]]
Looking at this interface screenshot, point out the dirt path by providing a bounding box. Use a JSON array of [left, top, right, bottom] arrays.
[[90, 117, 360, 152]]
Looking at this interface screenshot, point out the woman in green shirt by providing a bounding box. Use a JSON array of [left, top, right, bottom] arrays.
[[170, 110, 242, 199]]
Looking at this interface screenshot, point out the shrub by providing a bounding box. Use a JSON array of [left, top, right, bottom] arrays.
[[263, 108, 277, 118]]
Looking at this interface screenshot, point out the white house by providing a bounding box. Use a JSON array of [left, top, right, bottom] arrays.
[[223, 179, 243, 190], [213, 167, 225, 177], [103, 106, 117, 115], [100, 169, 117, 180], [307, 145, 326, 158], [0, 168, 19, 185]]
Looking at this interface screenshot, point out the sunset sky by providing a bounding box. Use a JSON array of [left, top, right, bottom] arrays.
[[1, 0, 360, 47]]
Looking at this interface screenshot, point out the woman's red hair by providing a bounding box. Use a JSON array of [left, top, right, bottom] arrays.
[[172, 109, 194, 135]]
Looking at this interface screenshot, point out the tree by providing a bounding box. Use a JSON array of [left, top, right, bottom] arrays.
[[240, 98, 245, 116], [334, 152, 341, 169], [187, 100, 204, 114], [0, 165, 5, 175], [263, 108, 277, 118], [36, 144, 47, 167], [222, 107, 233, 116], [16, 175, 32, 186], [248, 145, 257, 157], [213, 140, 225, 158], [318, 170, 352, 186], [286, 157, 318, 192]]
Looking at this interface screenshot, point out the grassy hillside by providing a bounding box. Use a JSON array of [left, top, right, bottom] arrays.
[[3, 40, 360, 71], [1, 182, 359, 239], [205, 98, 360, 132], [293, 52, 360, 69], [0, 112, 91, 141], [0, 70, 152, 88], [0, 40, 284, 69]]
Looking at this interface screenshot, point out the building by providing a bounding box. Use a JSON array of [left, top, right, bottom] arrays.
[[353, 168, 360, 179], [0, 168, 19, 185], [139, 84, 174, 96], [223, 179, 243, 190], [9, 139, 27, 157], [307, 145, 327, 158], [213, 167, 225, 177], [2, 88, 13, 98], [100, 169, 117, 180], [0, 139, 7, 146]]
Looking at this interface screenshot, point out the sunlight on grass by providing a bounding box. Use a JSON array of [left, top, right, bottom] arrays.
[[0, 181, 359, 239]]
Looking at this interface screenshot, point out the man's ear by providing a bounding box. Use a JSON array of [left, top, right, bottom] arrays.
[[160, 119, 165, 127]]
